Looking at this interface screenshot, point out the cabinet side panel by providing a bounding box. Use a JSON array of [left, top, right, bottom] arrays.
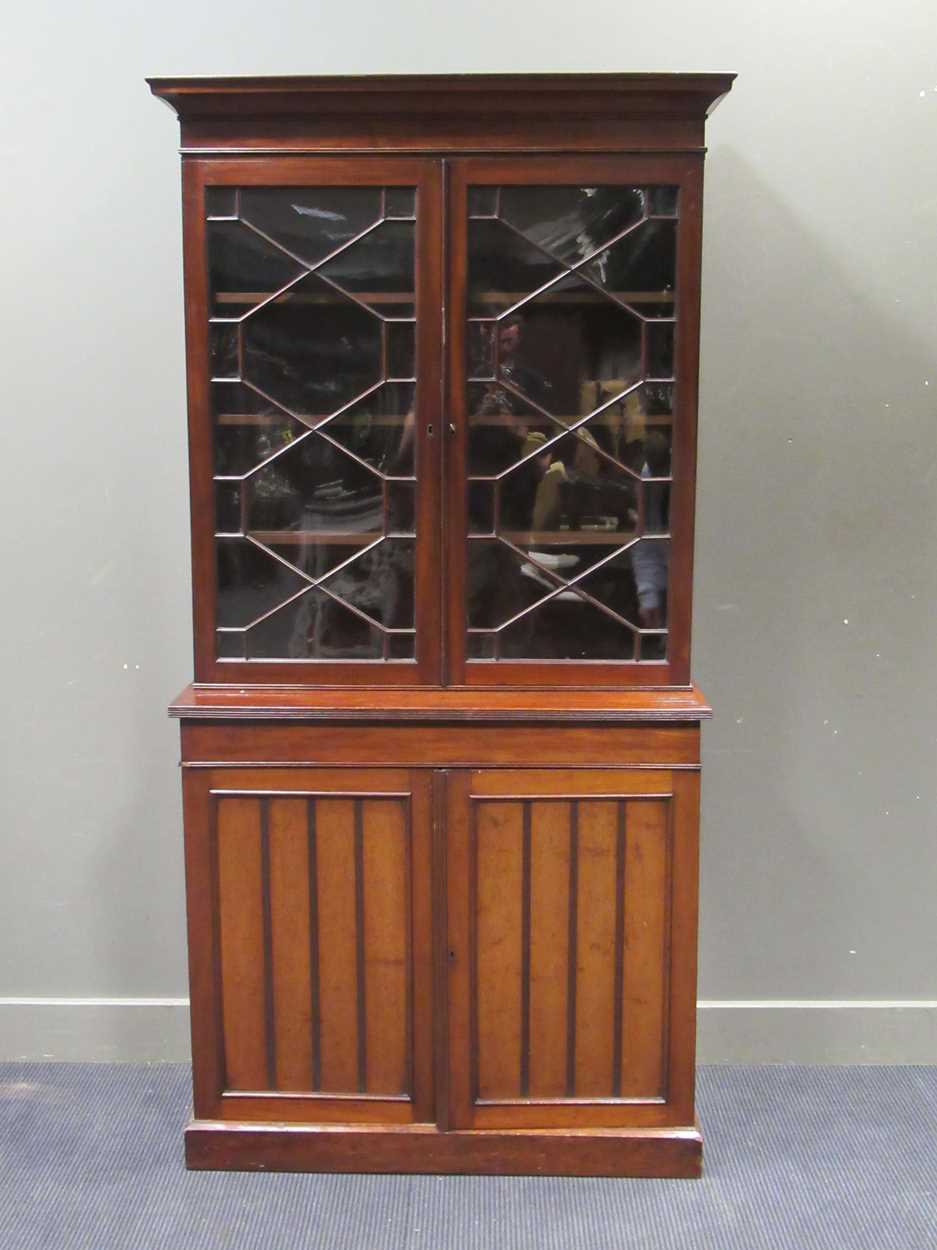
[[268, 799, 315, 1091], [362, 800, 410, 1095], [314, 800, 360, 1092], [217, 797, 269, 1089], [528, 801, 571, 1098], [619, 798, 671, 1098]]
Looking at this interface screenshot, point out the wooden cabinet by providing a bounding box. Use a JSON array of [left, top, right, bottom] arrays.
[[152, 72, 733, 1177]]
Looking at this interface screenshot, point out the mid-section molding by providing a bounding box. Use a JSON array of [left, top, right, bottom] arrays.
[[168, 684, 713, 724]]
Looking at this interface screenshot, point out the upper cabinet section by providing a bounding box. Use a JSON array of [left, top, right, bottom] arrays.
[[152, 75, 733, 687]]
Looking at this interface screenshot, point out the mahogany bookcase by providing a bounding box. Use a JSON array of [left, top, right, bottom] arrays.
[[150, 72, 734, 1177]]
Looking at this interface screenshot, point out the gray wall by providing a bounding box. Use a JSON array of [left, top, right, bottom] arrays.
[[2, 0, 935, 1062]]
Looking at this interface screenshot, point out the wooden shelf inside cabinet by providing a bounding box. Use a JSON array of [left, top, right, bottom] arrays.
[[215, 291, 415, 306], [153, 70, 733, 1180], [243, 530, 394, 544]]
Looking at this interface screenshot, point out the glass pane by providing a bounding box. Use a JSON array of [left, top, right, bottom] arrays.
[[208, 220, 302, 317], [578, 539, 670, 636], [646, 323, 675, 378], [321, 539, 415, 629], [325, 383, 416, 478], [648, 186, 678, 216], [468, 219, 563, 316], [238, 188, 382, 266], [468, 187, 498, 217], [468, 323, 496, 379], [387, 482, 415, 534], [215, 481, 241, 533], [583, 220, 677, 318], [216, 630, 245, 658], [500, 595, 637, 661], [209, 323, 239, 379], [206, 187, 237, 217], [387, 633, 416, 659], [385, 188, 416, 218], [500, 185, 645, 266], [208, 182, 422, 664], [246, 588, 383, 660], [386, 322, 415, 379], [247, 436, 382, 534], [216, 538, 308, 629], [319, 221, 415, 317], [465, 182, 678, 664], [242, 270, 381, 420], [212, 381, 307, 476], [496, 273, 643, 418]]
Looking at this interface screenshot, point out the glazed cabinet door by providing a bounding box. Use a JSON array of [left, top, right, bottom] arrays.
[[183, 157, 443, 683], [445, 156, 703, 687], [183, 767, 434, 1125], [445, 767, 700, 1129]]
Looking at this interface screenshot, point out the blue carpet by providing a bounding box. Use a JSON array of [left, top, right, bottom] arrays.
[[0, 1064, 934, 1249]]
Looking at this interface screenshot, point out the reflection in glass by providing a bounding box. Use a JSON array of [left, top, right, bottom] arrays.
[[500, 185, 645, 266], [465, 182, 678, 663], [247, 436, 382, 535], [238, 188, 381, 266], [467, 322, 496, 379], [495, 273, 643, 418], [325, 383, 416, 478]]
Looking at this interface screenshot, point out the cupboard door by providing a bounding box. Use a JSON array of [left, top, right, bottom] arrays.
[[183, 157, 443, 683], [183, 768, 434, 1124], [446, 768, 699, 1129], [445, 155, 703, 687]]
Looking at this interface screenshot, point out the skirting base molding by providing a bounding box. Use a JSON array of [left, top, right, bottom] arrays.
[[0, 998, 935, 1064]]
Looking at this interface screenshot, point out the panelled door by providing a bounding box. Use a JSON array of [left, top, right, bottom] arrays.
[[445, 767, 700, 1129], [183, 767, 434, 1124]]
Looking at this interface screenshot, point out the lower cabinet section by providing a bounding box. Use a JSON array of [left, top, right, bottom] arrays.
[[180, 742, 702, 1176]]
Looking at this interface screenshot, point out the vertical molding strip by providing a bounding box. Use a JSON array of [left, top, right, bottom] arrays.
[[565, 799, 579, 1098], [612, 799, 627, 1097], [306, 798, 321, 1092], [520, 800, 532, 1097], [354, 799, 367, 1094], [402, 796, 414, 1098], [660, 798, 675, 1100], [259, 798, 276, 1090], [468, 799, 480, 1105]]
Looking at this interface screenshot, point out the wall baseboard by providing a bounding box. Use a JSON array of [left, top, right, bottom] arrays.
[[0, 998, 934, 1064]]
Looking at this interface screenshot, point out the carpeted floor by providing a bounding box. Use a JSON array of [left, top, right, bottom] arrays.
[[0, 1064, 934, 1249]]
